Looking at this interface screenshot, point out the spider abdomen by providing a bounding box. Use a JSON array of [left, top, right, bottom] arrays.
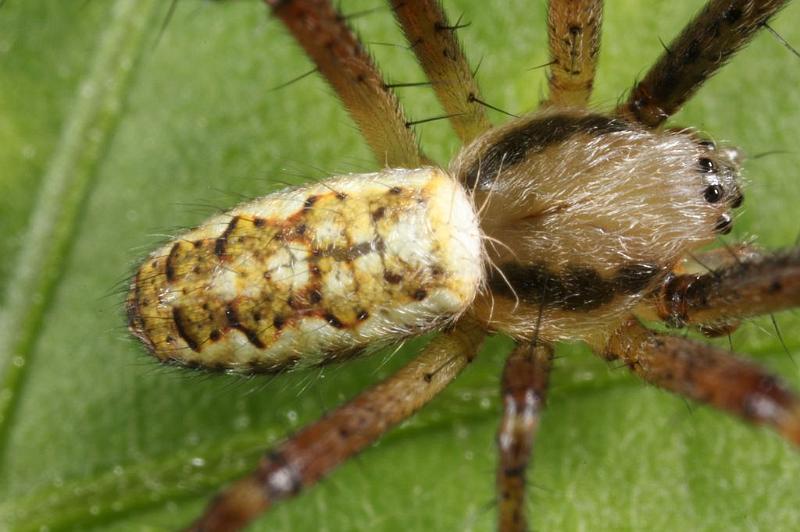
[[127, 168, 483, 373]]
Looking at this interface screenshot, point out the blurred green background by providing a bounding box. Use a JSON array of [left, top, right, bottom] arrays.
[[1, 0, 800, 530]]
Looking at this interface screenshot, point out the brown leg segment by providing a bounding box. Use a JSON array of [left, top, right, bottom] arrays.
[[603, 318, 800, 445], [497, 343, 553, 532], [675, 244, 760, 276], [617, 0, 790, 128], [544, 0, 603, 108], [267, 0, 425, 167], [645, 247, 800, 330], [187, 320, 485, 532], [391, 0, 491, 144]]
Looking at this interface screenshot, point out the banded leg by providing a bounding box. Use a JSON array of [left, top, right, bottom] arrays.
[[187, 320, 485, 532], [544, 0, 603, 108], [642, 247, 800, 330], [497, 343, 553, 532], [603, 318, 800, 445], [267, 0, 424, 167], [391, 0, 491, 144], [617, 0, 790, 127]]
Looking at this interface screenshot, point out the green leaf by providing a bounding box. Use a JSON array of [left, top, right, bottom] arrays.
[[2, 0, 800, 530]]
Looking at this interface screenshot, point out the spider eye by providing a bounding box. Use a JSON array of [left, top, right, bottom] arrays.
[[715, 213, 733, 234], [731, 191, 744, 208], [698, 140, 716, 151], [698, 157, 717, 173], [703, 184, 724, 203]]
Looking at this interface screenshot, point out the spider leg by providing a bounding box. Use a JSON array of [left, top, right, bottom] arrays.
[[391, 0, 491, 143], [187, 320, 485, 532], [544, 0, 603, 108], [617, 0, 790, 127], [267, 0, 425, 167], [641, 247, 800, 330], [496, 343, 553, 532], [602, 317, 800, 445], [674, 243, 760, 275]]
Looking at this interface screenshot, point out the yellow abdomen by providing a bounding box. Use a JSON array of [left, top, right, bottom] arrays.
[[127, 168, 483, 373]]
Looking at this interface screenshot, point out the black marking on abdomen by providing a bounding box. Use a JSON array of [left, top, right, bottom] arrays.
[[371, 206, 386, 221], [324, 312, 344, 328], [318, 239, 380, 262], [165, 242, 180, 282], [225, 302, 266, 348], [215, 215, 240, 258], [303, 195, 318, 211], [490, 261, 662, 311], [241, 328, 266, 349], [225, 303, 241, 328], [172, 307, 200, 351], [326, 240, 375, 261], [384, 271, 403, 284], [462, 114, 630, 189]]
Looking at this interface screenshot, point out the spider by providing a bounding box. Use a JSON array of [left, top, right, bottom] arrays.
[[0, 2, 796, 529], [118, 0, 800, 530]]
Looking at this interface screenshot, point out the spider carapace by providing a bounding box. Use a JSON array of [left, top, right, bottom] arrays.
[[126, 0, 800, 530]]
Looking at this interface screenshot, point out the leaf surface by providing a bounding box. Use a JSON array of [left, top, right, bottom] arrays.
[[2, 1, 800, 530]]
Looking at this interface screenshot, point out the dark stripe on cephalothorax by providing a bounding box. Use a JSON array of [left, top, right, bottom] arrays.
[[462, 114, 631, 189], [172, 306, 200, 351], [613, 263, 662, 294], [489, 261, 662, 311], [215, 215, 240, 258]]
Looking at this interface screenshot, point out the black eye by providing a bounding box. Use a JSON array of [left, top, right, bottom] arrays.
[[698, 140, 716, 151], [715, 213, 733, 234], [698, 157, 716, 173], [731, 192, 744, 208], [703, 184, 724, 203]]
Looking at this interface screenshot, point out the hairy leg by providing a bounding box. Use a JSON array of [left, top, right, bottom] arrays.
[[391, 0, 491, 144], [187, 320, 485, 531], [602, 317, 800, 445], [640, 247, 800, 330], [496, 343, 553, 532], [267, 0, 425, 167], [617, 0, 790, 127], [544, 0, 603, 108]]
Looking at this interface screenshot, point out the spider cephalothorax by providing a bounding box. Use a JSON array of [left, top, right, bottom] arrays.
[[455, 108, 744, 344]]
